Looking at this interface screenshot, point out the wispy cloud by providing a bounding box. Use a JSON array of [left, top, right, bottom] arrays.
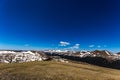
[[24, 44, 30, 47], [97, 45, 101, 48], [72, 44, 80, 49], [70, 44, 80, 49], [104, 45, 107, 47], [59, 41, 70, 46], [89, 45, 95, 48]]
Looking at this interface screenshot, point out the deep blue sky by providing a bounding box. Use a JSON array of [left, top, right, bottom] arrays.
[[0, 0, 120, 52]]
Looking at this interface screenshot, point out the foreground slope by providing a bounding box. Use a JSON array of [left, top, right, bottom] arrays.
[[0, 61, 120, 80]]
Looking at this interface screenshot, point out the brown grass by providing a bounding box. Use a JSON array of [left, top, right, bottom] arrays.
[[0, 61, 120, 80]]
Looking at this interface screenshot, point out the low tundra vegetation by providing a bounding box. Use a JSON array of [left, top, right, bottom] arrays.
[[0, 61, 120, 80]]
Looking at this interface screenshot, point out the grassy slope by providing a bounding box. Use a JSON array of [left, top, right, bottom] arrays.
[[0, 61, 120, 80]]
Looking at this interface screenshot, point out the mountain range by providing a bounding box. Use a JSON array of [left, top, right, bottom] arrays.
[[0, 50, 120, 69]]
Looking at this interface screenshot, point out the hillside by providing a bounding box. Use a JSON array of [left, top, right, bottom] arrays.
[[0, 61, 120, 80]]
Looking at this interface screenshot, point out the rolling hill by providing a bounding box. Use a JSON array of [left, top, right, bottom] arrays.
[[0, 61, 120, 80]]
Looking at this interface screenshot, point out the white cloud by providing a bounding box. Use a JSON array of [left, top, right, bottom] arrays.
[[73, 44, 80, 49], [70, 44, 80, 49], [89, 45, 95, 48], [24, 44, 29, 47], [97, 45, 101, 48], [59, 41, 70, 46]]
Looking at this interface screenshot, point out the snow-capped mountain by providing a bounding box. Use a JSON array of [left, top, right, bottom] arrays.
[[68, 50, 112, 58], [116, 52, 120, 55], [90, 50, 112, 57], [0, 50, 49, 63], [44, 49, 120, 69], [71, 50, 91, 57]]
